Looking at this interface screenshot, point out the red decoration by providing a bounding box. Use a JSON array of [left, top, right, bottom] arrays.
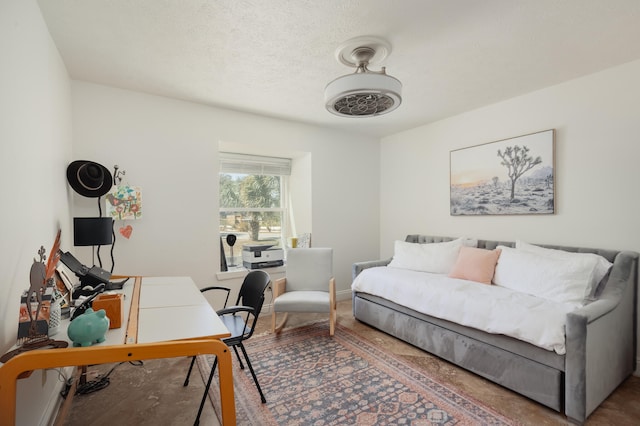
[[119, 225, 133, 239]]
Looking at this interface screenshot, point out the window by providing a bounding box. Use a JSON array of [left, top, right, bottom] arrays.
[[219, 153, 291, 270]]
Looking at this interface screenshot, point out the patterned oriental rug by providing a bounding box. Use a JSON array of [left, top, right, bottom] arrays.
[[197, 322, 517, 425]]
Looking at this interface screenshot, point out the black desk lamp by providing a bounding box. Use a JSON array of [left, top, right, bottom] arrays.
[[226, 234, 237, 267]]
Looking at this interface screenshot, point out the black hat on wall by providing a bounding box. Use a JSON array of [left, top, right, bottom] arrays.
[[66, 160, 113, 198]]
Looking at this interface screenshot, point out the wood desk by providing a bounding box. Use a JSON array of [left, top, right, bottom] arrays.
[[0, 276, 236, 425]]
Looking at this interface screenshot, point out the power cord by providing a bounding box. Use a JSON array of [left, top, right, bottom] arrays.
[[63, 360, 144, 397], [75, 375, 110, 395]]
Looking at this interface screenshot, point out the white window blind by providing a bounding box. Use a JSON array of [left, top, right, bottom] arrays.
[[220, 152, 291, 176]]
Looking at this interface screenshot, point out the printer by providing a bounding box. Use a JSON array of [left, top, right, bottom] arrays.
[[242, 244, 284, 269]]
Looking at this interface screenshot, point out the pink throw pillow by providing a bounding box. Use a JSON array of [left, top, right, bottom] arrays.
[[448, 246, 502, 284]]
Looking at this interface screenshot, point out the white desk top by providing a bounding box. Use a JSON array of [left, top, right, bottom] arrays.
[[54, 276, 229, 347], [137, 304, 228, 343], [139, 276, 206, 309], [137, 276, 229, 343]]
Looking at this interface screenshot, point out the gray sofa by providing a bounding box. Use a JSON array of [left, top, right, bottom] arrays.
[[352, 235, 638, 424]]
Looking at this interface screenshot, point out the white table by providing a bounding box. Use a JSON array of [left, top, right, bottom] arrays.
[[0, 276, 236, 425], [137, 276, 229, 344]]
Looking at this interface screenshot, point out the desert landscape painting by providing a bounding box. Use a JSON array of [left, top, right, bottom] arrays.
[[450, 130, 555, 216]]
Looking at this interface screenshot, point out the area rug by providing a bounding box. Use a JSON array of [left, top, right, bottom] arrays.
[[197, 322, 517, 425]]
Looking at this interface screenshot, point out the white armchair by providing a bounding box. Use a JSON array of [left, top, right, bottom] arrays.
[[271, 248, 336, 336]]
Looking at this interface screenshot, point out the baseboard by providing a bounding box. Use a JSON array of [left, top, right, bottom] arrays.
[[43, 366, 75, 425], [336, 289, 352, 300]]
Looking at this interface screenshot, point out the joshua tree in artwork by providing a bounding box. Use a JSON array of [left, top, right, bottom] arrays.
[[497, 145, 542, 201]]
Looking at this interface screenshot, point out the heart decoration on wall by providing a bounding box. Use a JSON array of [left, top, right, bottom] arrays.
[[119, 225, 133, 239]]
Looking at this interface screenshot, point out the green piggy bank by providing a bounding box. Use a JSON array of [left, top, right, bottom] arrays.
[[67, 308, 110, 347]]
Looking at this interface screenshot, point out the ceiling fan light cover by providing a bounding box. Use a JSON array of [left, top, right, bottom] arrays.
[[324, 72, 402, 117]]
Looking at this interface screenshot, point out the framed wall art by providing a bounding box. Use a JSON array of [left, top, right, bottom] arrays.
[[450, 129, 555, 216], [106, 185, 142, 220]]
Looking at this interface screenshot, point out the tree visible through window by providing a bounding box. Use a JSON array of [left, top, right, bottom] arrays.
[[219, 153, 290, 269]]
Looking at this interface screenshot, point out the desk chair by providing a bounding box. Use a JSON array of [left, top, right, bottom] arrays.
[[271, 248, 336, 336], [184, 270, 271, 423]]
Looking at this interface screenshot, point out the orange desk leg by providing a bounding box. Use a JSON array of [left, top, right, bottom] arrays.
[[215, 342, 236, 425], [0, 339, 236, 426]]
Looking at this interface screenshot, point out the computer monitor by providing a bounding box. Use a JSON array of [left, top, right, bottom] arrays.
[[73, 217, 113, 246]]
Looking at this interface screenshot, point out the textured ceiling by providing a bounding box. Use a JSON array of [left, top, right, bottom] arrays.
[[37, 0, 640, 138]]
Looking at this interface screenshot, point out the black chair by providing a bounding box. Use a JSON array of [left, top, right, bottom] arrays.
[[184, 270, 271, 424]]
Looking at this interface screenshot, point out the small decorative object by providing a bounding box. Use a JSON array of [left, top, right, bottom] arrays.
[[450, 129, 555, 216], [112, 164, 126, 186], [92, 293, 124, 329], [67, 308, 110, 347], [48, 290, 64, 336], [297, 233, 311, 248], [0, 235, 69, 363], [119, 224, 133, 239]]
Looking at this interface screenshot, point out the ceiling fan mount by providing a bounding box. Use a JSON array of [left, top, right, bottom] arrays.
[[325, 36, 402, 118]]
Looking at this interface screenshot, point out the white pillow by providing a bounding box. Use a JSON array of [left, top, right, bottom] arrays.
[[493, 245, 599, 307], [515, 240, 612, 300], [388, 238, 463, 274]]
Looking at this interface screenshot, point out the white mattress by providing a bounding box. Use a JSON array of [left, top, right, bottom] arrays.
[[352, 267, 576, 354]]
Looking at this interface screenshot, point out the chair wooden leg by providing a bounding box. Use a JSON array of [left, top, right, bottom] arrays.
[[329, 277, 336, 336], [329, 307, 336, 336], [272, 312, 289, 333]]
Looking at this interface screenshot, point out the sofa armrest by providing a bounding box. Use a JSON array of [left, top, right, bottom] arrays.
[[570, 297, 618, 323], [565, 251, 638, 423], [352, 258, 392, 281]]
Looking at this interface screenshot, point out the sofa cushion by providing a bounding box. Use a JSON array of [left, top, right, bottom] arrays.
[[515, 240, 612, 300], [388, 238, 463, 274], [448, 246, 501, 284], [493, 245, 600, 307]]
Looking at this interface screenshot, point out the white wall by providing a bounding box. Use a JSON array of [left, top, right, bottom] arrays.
[[0, 1, 73, 424], [379, 59, 640, 369], [70, 82, 380, 302], [289, 152, 313, 237]]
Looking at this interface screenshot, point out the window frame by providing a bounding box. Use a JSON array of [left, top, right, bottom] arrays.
[[219, 153, 292, 271]]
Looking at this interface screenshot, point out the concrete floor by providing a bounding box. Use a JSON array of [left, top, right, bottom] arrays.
[[61, 299, 640, 425]]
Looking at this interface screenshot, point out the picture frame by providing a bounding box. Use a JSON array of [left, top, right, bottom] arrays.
[[297, 233, 311, 248], [450, 129, 555, 216]]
